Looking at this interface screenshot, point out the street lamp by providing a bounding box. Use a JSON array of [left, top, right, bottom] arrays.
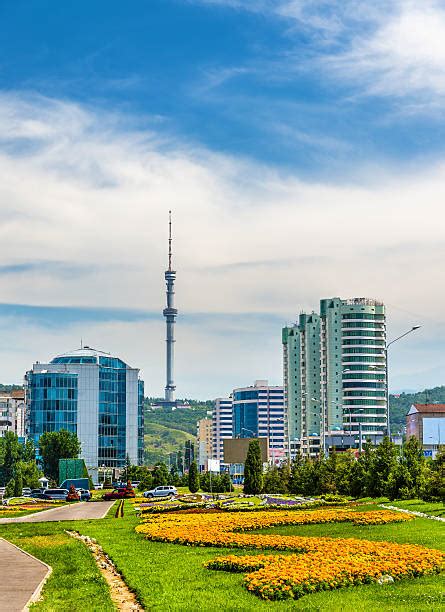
[[241, 427, 256, 437], [386, 326, 421, 438]]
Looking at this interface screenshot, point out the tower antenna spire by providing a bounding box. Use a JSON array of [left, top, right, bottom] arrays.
[[163, 210, 178, 405], [168, 210, 172, 271]]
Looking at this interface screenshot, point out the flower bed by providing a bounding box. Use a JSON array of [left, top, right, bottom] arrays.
[[136, 508, 444, 600]]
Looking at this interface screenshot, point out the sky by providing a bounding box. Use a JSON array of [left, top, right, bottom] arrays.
[[1, 0, 445, 397]]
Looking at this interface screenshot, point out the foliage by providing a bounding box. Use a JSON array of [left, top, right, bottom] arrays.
[[4, 478, 15, 497], [244, 440, 263, 495], [389, 386, 445, 433], [144, 422, 196, 467], [144, 402, 211, 435], [199, 471, 233, 493], [19, 460, 42, 488], [0, 431, 22, 485], [152, 463, 169, 487], [13, 463, 23, 497], [38, 429, 81, 482], [188, 461, 200, 493], [263, 466, 286, 494], [422, 447, 445, 502]]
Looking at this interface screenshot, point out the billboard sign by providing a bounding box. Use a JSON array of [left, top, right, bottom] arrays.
[[223, 438, 268, 463]]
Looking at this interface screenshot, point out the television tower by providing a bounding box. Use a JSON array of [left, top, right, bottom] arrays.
[[163, 211, 178, 404]]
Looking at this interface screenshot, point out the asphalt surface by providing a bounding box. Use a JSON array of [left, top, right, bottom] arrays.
[[0, 537, 50, 610], [0, 501, 114, 523]]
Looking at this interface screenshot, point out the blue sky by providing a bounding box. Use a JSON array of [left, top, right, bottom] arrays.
[[1, 0, 445, 395]]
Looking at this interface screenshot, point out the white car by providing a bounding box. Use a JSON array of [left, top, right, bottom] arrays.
[[143, 485, 177, 499]]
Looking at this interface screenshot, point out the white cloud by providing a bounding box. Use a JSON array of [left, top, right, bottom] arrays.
[[0, 91, 445, 395], [330, 1, 445, 100]]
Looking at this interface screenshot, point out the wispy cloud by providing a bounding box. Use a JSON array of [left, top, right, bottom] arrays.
[[0, 90, 444, 394]]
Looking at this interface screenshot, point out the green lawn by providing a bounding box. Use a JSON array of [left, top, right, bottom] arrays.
[[79, 501, 444, 611], [381, 498, 445, 518], [0, 501, 443, 611], [0, 521, 114, 611]]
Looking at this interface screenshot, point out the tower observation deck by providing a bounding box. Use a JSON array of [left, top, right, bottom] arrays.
[[163, 211, 178, 404]]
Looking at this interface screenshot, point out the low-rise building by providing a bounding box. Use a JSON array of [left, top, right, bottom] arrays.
[[406, 403, 445, 458], [0, 390, 26, 439]]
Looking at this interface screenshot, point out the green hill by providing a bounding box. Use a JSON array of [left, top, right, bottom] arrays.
[[144, 422, 196, 466], [389, 386, 445, 433], [144, 403, 211, 435]]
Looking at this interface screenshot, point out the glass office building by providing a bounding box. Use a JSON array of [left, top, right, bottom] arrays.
[[232, 380, 286, 461], [26, 347, 144, 469]]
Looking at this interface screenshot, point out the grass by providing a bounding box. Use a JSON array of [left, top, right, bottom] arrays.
[[0, 521, 114, 611], [78, 501, 444, 611], [0, 500, 442, 611], [381, 498, 445, 518]]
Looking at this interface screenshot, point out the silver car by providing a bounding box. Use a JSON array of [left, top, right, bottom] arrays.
[[143, 485, 177, 499]]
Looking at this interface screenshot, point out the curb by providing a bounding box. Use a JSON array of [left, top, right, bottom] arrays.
[[0, 538, 52, 611]]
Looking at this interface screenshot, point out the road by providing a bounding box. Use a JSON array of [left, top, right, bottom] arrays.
[[0, 501, 114, 523]]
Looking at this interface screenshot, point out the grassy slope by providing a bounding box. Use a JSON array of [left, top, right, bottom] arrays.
[[79, 502, 445, 612], [144, 422, 196, 465], [144, 405, 209, 436]]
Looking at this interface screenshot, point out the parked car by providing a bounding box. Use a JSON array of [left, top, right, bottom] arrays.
[[143, 486, 177, 499], [0, 487, 6, 496], [43, 488, 69, 500], [76, 488, 91, 501], [22, 487, 32, 497], [102, 488, 135, 501], [131, 481, 140, 489], [94, 483, 103, 490]]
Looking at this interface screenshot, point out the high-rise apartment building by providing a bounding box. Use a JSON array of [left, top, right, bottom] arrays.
[[25, 347, 144, 471], [283, 298, 387, 456], [232, 380, 286, 462], [212, 397, 233, 464]]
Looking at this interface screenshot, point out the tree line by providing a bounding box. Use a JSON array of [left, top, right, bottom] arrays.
[[244, 437, 444, 501]]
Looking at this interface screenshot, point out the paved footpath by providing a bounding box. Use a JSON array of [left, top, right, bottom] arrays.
[[0, 501, 114, 524], [0, 537, 51, 611]]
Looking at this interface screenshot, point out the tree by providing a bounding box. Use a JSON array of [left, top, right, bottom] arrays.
[[138, 470, 154, 492], [20, 461, 42, 489], [422, 447, 445, 501], [13, 464, 23, 497], [4, 478, 15, 498], [22, 439, 36, 463], [1, 432, 22, 486], [369, 437, 397, 497], [263, 465, 286, 494], [152, 462, 169, 487], [188, 461, 200, 493], [38, 430, 81, 482], [243, 440, 263, 494], [387, 436, 426, 500]]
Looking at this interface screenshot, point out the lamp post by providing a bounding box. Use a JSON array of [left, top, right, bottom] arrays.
[[386, 326, 421, 438]]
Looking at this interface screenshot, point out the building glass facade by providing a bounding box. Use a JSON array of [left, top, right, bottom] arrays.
[[27, 373, 78, 441], [26, 347, 144, 470]]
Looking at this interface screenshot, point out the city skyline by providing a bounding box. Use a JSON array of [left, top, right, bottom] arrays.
[[0, 1, 443, 397]]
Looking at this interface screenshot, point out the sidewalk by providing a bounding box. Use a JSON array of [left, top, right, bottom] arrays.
[[0, 538, 51, 611], [0, 501, 114, 524]]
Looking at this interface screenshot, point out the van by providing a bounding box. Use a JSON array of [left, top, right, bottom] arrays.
[[43, 488, 69, 500]]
